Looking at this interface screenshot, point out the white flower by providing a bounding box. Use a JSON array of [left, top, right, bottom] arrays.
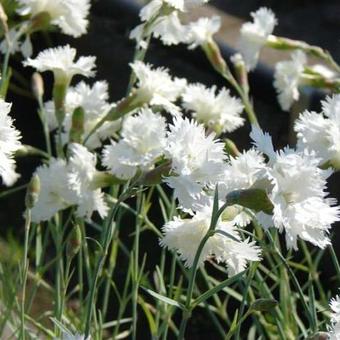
[[160, 205, 261, 275], [186, 16, 221, 49], [219, 149, 267, 227], [68, 143, 108, 219], [23, 45, 96, 84], [251, 126, 340, 249], [329, 294, 340, 339], [17, 0, 90, 37], [273, 50, 307, 111], [152, 12, 187, 46], [238, 7, 277, 70], [0, 100, 22, 187], [139, 0, 209, 21], [164, 116, 226, 211], [295, 95, 340, 168], [44, 80, 119, 149], [130, 61, 186, 114], [102, 108, 167, 179], [182, 83, 244, 133], [31, 158, 75, 222]]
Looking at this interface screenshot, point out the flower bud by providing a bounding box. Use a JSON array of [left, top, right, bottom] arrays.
[[224, 138, 241, 157], [138, 161, 171, 186], [53, 82, 68, 126], [67, 224, 82, 257], [309, 332, 329, 340], [25, 174, 40, 209], [0, 4, 8, 34], [106, 91, 142, 122], [69, 106, 85, 143], [250, 299, 278, 312], [202, 40, 228, 76], [226, 188, 274, 215], [231, 53, 249, 95], [90, 171, 126, 189], [221, 205, 244, 221], [31, 72, 44, 102], [27, 11, 51, 34]]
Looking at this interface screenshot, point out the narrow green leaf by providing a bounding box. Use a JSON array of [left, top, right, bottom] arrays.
[[192, 270, 246, 308], [138, 296, 158, 336], [141, 286, 185, 310]]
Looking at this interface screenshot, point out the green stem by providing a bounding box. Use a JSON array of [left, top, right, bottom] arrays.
[[265, 230, 316, 332], [84, 187, 134, 337], [329, 244, 340, 281], [20, 209, 31, 340]]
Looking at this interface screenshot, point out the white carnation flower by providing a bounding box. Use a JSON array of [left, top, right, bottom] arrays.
[[160, 205, 261, 275], [130, 61, 186, 114], [139, 0, 208, 21], [0, 100, 22, 187], [328, 294, 340, 339], [152, 12, 187, 46], [238, 7, 277, 70], [186, 16, 221, 49], [273, 50, 307, 111], [68, 143, 108, 219], [164, 116, 226, 211], [251, 126, 340, 249], [23, 45, 96, 84], [295, 95, 340, 169], [17, 0, 90, 37], [31, 158, 75, 222], [102, 108, 167, 179], [219, 149, 267, 227], [182, 83, 244, 133]]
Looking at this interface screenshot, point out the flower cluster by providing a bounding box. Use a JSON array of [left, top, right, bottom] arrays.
[[130, 0, 221, 50]]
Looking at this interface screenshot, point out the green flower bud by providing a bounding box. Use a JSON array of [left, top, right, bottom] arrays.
[[69, 106, 85, 143], [250, 298, 278, 312], [0, 4, 8, 34], [27, 11, 51, 34], [25, 174, 40, 209], [202, 40, 228, 76], [31, 72, 44, 102], [226, 188, 274, 215], [67, 224, 82, 257]]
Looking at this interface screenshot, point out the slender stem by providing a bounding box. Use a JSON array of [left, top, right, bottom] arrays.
[[223, 72, 259, 127], [329, 244, 340, 281], [84, 187, 134, 337], [178, 230, 214, 340], [265, 230, 316, 332], [20, 209, 31, 340], [55, 218, 65, 330], [235, 263, 257, 339], [37, 97, 52, 156], [132, 190, 142, 340]]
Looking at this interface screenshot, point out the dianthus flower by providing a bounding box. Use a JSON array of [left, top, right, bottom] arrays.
[[182, 83, 244, 133], [295, 95, 340, 169], [250, 126, 340, 249], [17, 0, 90, 37], [238, 7, 277, 70], [164, 116, 226, 211], [160, 205, 261, 275], [273, 50, 307, 111], [102, 108, 166, 179]]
